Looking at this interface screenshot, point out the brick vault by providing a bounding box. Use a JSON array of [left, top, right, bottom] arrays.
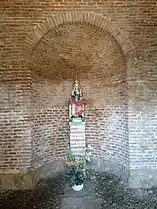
[[25, 11, 134, 182]]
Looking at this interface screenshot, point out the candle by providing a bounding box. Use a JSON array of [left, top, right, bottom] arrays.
[[72, 104, 75, 116], [69, 104, 71, 119], [82, 105, 84, 117]]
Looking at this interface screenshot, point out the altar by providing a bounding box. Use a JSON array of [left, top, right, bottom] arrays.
[[68, 76, 86, 158]]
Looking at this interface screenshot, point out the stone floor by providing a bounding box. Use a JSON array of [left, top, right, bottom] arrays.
[[0, 171, 157, 209], [0, 174, 66, 209]]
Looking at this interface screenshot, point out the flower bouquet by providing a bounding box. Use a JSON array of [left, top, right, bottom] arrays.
[[66, 145, 87, 190]]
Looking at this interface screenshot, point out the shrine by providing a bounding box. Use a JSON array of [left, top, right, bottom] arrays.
[[1, 4, 157, 208], [69, 76, 86, 157]]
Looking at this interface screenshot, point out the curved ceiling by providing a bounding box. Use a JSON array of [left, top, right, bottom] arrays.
[[30, 23, 126, 85]]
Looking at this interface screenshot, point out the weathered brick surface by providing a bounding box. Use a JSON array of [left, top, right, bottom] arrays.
[[0, 0, 157, 188], [31, 107, 69, 169]]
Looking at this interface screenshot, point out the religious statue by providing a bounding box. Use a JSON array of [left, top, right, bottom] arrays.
[[69, 76, 85, 122]]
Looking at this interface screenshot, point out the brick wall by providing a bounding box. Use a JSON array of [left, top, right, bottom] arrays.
[[1, 0, 157, 187], [31, 108, 69, 169], [0, 64, 32, 172]]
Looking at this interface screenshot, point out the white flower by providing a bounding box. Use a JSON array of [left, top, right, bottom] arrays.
[[88, 144, 93, 150]]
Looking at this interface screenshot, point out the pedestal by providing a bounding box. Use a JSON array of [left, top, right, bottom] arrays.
[[69, 122, 86, 157]]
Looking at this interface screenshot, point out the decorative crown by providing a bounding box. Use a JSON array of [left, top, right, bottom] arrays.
[[71, 75, 81, 96]]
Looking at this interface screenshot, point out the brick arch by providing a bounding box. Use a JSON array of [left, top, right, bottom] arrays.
[[26, 11, 132, 173], [24, 11, 135, 61]]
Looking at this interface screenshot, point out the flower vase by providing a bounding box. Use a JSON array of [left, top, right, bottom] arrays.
[[72, 184, 83, 191]]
